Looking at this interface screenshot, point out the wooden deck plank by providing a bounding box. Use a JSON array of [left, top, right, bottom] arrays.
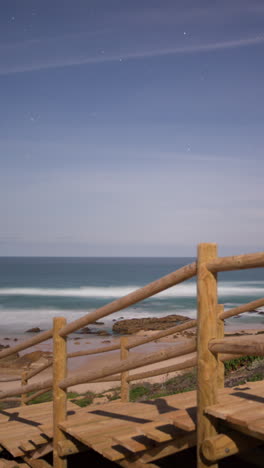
[[0, 380, 263, 462], [112, 435, 151, 453], [248, 418, 264, 440], [0, 402, 79, 457], [227, 405, 264, 427]]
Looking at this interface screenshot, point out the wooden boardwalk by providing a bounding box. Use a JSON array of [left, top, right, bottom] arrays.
[[0, 381, 264, 466], [1, 244, 264, 466]]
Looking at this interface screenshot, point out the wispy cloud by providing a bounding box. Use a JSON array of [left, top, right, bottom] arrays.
[[0, 34, 263, 76]]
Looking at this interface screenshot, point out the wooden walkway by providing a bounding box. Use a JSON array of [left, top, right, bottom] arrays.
[[1, 245, 264, 467], [0, 381, 263, 466]]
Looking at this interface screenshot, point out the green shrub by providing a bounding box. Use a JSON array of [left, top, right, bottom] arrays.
[[224, 356, 264, 373], [129, 385, 151, 401]]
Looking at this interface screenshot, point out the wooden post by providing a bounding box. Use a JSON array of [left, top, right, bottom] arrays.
[[120, 336, 129, 402], [21, 370, 28, 406], [216, 305, 225, 389], [53, 317, 67, 468], [197, 243, 219, 468]]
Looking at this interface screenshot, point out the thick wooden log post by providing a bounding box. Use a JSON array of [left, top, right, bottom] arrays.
[[120, 336, 129, 402], [197, 243, 219, 468], [53, 317, 67, 468], [216, 305, 225, 389], [202, 432, 262, 463], [21, 370, 28, 406]]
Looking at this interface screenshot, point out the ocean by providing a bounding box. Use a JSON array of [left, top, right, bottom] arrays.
[[0, 257, 264, 334]]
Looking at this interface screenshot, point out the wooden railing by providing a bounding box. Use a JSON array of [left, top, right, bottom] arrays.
[[0, 244, 264, 468]]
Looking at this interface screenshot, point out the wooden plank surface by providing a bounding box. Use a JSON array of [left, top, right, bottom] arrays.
[[0, 380, 263, 462], [205, 381, 264, 441], [0, 401, 79, 457]]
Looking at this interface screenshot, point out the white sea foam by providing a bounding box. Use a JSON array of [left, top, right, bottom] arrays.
[[0, 307, 198, 334], [0, 282, 263, 298], [0, 303, 263, 334]]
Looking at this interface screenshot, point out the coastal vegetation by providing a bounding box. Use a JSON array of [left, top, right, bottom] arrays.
[[1, 355, 263, 411]]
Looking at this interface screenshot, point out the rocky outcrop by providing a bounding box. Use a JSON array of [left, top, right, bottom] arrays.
[[0, 349, 52, 370], [112, 314, 190, 334]]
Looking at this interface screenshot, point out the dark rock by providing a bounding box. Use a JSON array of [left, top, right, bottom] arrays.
[[0, 350, 50, 369], [97, 331, 110, 336], [0, 344, 9, 350], [113, 314, 190, 334], [78, 327, 93, 334], [92, 321, 105, 325], [26, 327, 41, 333], [101, 340, 111, 343]]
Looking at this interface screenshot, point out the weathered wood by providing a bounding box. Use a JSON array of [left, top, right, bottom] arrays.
[[68, 319, 197, 359], [120, 336, 129, 402], [68, 342, 120, 358], [207, 251, 264, 273], [21, 370, 28, 406], [209, 334, 264, 356], [220, 297, 264, 320], [53, 317, 67, 468], [0, 376, 21, 382], [23, 459, 53, 468], [57, 438, 86, 457], [0, 376, 53, 399], [202, 432, 261, 462], [138, 432, 196, 463], [112, 434, 150, 452], [26, 359, 53, 380], [119, 460, 159, 468], [0, 351, 245, 400], [197, 243, 218, 468], [59, 262, 197, 336], [127, 319, 197, 350], [128, 355, 196, 382], [59, 339, 196, 389], [216, 305, 225, 388]]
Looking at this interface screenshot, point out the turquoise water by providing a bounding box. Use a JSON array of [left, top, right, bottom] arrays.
[[0, 257, 264, 333]]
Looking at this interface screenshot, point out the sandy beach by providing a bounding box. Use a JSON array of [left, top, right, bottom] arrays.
[[1, 322, 264, 397]]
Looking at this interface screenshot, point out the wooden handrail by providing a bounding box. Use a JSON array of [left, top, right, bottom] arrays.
[[59, 339, 197, 389], [127, 351, 245, 383], [0, 376, 21, 382], [26, 359, 53, 380], [25, 388, 51, 404], [67, 342, 120, 358], [207, 252, 264, 273], [68, 319, 197, 360], [127, 319, 197, 349], [220, 297, 264, 320], [0, 378, 53, 399], [59, 262, 197, 337], [0, 262, 196, 361], [0, 330, 53, 360], [127, 355, 196, 382], [209, 335, 264, 356], [0, 340, 196, 399]]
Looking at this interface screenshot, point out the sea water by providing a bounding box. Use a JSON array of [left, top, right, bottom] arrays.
[[0, 257, 263, 334]]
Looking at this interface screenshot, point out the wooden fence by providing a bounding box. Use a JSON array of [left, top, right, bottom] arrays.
[[0, 243, 264, 468]]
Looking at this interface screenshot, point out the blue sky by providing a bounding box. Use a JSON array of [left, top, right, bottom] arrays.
[[1, 0, 264, 256]]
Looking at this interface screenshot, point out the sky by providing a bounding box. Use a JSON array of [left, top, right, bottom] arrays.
[[0, 0, 264, 256]]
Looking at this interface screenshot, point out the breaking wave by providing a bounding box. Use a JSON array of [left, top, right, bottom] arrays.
[[0, 282, 263, 299]]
